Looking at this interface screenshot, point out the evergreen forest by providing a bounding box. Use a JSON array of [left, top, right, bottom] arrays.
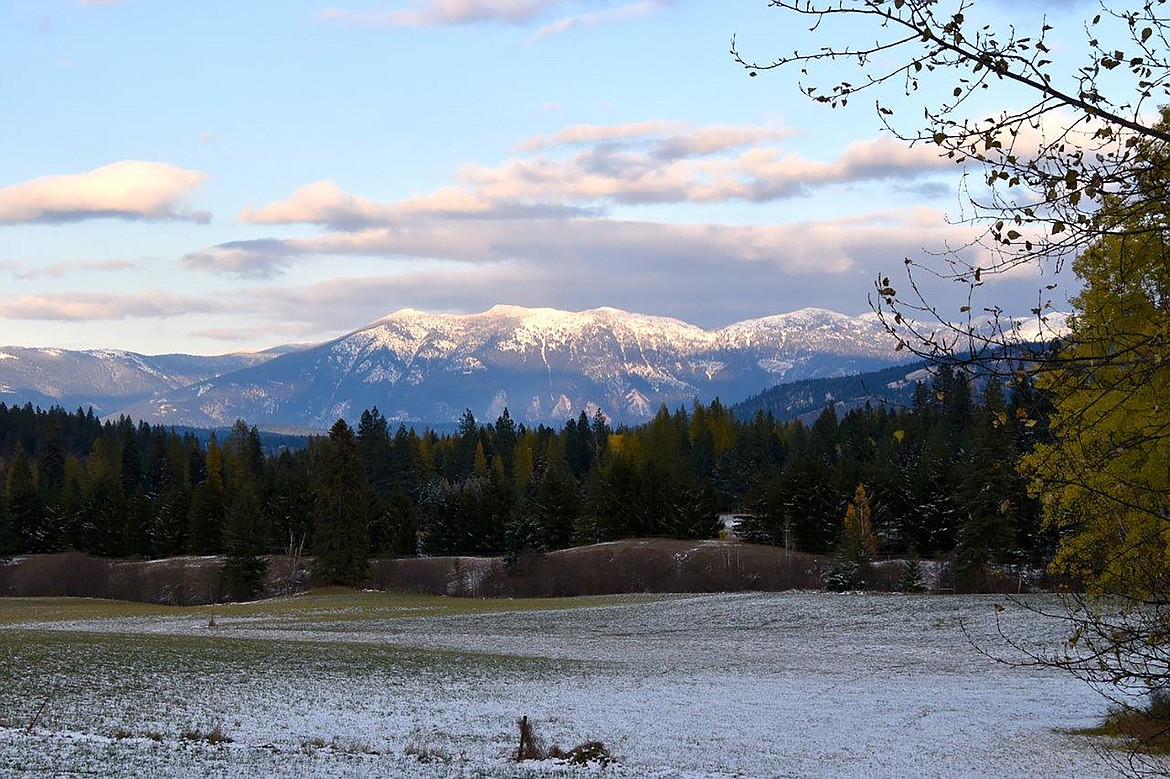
[[0, 364, 1049, 596]]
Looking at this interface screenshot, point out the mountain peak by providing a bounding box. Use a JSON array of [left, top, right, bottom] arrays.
[[109, 305, 905, 429], [1, 305, 910, 429]]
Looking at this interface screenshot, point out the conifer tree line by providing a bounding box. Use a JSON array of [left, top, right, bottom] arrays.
[[0, 365, 1049, 592]]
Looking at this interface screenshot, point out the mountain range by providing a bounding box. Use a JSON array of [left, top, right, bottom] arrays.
[[1, 305, 910, 429], [0, 346, 286, 417]]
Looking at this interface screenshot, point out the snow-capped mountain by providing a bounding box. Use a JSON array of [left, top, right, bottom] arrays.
[[0, 347, 286, 416], [119, 305, 908, 429]]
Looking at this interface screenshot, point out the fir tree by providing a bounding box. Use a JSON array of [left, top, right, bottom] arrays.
[[223, 485, 269, 600], [898, 547, 928, 593], [4, 449, 42, 553], [312, 420, 372, 587], [383, 484, 418, 556]]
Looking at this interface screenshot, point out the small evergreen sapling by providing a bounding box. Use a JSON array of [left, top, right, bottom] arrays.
[[825, 485, 877, 592], [898, 547, 927, 593]]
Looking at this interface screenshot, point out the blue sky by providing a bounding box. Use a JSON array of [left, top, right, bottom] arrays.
[[0, 0, 1085, 354]]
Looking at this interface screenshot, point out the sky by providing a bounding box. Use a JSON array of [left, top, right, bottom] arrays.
[[0, 0, 1091, 355]]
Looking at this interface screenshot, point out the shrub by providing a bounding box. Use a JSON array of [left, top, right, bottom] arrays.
[[513, 716, 615, 766], [180, 725, 232, 745]]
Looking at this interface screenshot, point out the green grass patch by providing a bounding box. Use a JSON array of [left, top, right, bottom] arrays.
[[0, 622, 574, 741], [0, 590, 673, 628], [0, 597, 185, 625], [214, 589, 671, 619]]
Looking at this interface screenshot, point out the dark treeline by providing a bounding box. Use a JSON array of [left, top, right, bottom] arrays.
[[0, 364, 1050, 596]]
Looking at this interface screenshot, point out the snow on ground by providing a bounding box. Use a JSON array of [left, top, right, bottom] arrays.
[[0, 592, 1130, 777]]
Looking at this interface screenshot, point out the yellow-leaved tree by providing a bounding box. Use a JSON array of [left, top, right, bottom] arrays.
[[1018, 122, 1170, 755], [1024, 119, 1170, 599], [739, 0, 1170, 764]]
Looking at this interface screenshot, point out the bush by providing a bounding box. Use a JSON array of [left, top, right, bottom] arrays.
[[513, 716, 615, 766]]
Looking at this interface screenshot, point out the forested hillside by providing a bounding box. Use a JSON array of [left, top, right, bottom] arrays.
[[0, 363, 1049, 596], [731, 362, 928, 422]]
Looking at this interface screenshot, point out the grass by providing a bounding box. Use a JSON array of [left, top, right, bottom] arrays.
[[0, 598, 184, 625], [0, 625, 555, 770], [0, 592, 609, 752], [1074, 705, 1170, 755], [0, 589, 674, 628], [0, 590, 644, 772], [0, 591, 1126, 777]]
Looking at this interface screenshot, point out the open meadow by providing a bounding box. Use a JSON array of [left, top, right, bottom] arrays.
[[0, 591, 1129, 777]]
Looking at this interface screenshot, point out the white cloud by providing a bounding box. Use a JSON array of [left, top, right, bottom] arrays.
[[183, 239, 297, 280], [15, 259, 140, 280], [516, 120, 686, 151], [319, 0, 673, 30], [0, 161, 209, 225], [186, 119, 1002, 331], [190, 207, 980, 279], [239, 180, 594, 229], [221, 208, 998, 332], [238, 122, 946, 231], [528, 0, 670, 41], [0, 292, 226, 321], [319, 0, 564, 27], [653, 124, 797, 158]]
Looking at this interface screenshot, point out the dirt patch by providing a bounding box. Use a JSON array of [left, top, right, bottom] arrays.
[[1, 541, 826, 604], [0, 552, 224, 605], [370, 539, 826, 598]]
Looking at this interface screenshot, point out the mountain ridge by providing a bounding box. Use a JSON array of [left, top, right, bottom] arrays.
[[0, 305, 912, 429], [114, 305, 906, 429], [0, 346, 282, 417]]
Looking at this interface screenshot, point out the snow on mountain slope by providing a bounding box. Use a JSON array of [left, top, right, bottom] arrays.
[[120, 305, 907, 429], [0, 347, 284, 416]]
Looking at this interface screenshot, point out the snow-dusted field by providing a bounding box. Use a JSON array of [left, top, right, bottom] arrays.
[[0, 592, 1123, 777]]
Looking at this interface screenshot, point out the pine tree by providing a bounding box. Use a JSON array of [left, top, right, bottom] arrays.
[[152, 485, 190, 557], [954, 378, 1028, 589], [737, 474, 788, 547], [384, 484, 418, 556], [898, 547, 928, 593], [4, 449, 42, 553], [188, 473, 225, 554], [270, 450, 314, 560], [493, 409, 518, 480], [357, 407, 395, 498], [225, 419, 265, 495], [123, 488, 152, 557], [312, 420, 372, 587], [532, 459, 579, 550], [223, 484, 269, 600], [83, 437, 127, 555], [512, 435, 535, 496]]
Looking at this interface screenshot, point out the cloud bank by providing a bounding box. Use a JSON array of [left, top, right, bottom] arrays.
[[237, 123, 947, 232], [15, 259, 140, 280], [0, 161, 209, 225], [0, 291, 227, 321], [181, 120, 969, 326]]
